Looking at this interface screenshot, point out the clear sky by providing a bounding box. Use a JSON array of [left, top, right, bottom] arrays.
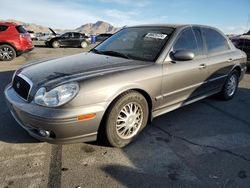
[[1, 0, 249, 34]]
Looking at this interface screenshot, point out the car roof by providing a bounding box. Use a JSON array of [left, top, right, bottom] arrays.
[[126, 23, 217, 30], [65, 32, 81, 34], [0, 22, 18, 26]]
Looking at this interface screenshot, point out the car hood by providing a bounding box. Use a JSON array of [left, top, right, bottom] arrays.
[[18, 52, 152, 89], [49, 27, 57, 36]]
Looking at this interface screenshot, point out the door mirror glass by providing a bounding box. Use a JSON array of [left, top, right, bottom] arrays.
[[170, 50, 194, 61]]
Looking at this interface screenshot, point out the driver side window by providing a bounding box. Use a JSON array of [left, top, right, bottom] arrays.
[[173, 28, 200, 57], [62, 33, 69, 38], [62, 33, 73, 38]]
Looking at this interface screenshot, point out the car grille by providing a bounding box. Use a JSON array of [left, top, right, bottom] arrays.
[[13, 75, 32, 101]]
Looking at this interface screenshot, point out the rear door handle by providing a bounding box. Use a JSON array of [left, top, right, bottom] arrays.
[[199, 64, 206, 69], [227, 58, 234, 62]]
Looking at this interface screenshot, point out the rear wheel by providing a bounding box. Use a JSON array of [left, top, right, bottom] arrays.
[[0, 45, 16, 61], [104, 91, 149, 148], [80, 41, 88, 48], [218, 70, 239, 100], [52, 40, 60, 48]]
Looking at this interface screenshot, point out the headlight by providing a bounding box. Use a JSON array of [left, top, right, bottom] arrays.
[[34, 83, 79, 107]]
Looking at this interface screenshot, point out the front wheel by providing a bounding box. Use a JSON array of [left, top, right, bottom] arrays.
[[218, 70, 239, 100], [104, 91, 149, 148], [52, 40, 60, 48], [0, 45, 16, 61]]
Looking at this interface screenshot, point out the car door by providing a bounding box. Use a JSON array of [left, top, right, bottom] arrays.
[[71, 33, 81, 46], [160, 26, 209, 109], [59, 33, 73, 46], [201, 27, 236, 91]]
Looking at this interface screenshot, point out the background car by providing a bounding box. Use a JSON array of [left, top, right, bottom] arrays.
[[36, 33, 56, 41], [96, 33, 113, 42], [236, 39, 250, 69], [0, 22, 33, 61], [27, 30, 38, 41], [45, 32, 89, 48], [230, 30, 250, 69]]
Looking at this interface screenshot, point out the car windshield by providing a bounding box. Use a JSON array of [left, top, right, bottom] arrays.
[[94, 27, 174, 61]]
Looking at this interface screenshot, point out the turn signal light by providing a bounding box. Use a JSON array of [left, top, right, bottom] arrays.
[[78, 113, 96, 121]]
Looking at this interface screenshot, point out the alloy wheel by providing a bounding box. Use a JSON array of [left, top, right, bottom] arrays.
[[115, 102, 143, 139], [226, 74, 237, 97], [0, 46, 14, 60]]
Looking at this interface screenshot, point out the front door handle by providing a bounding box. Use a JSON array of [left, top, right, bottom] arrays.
[[199, 64, 206, 69], [227, 58, 234, 62]]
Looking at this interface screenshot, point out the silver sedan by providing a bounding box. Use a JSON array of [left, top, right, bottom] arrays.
[[5, 24, 247, 147]]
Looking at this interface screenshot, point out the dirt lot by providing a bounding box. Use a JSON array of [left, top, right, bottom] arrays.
[[0, 41, 94, 72], [0, 42, 250, 188]]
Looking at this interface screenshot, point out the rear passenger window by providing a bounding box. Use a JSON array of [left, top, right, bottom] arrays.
[[202, 28, 230, 54], [0, 25, 8, 32], [173, 27, 200, 57], [16, 25, 27, 33], [73, 33, 80, 38]]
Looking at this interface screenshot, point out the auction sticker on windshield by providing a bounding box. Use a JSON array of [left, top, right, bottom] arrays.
[[145, 33, 167, 39]]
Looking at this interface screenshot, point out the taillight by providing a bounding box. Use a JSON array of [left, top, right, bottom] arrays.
[[19, 33, 31, 42]]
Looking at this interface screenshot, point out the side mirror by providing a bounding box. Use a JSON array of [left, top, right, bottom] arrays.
[[170, 50, 194, 61]]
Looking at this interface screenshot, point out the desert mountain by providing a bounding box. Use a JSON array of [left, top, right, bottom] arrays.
[[0, 19, 54, 33], [75, 21, 119, 34], [0, 19, 119, 34]]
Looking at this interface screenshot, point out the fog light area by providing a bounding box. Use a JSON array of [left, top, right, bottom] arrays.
[[38, 129, 51, 137]]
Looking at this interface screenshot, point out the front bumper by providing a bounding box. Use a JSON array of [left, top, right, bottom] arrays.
[[45, 41, 50, 46], [4, 84, 106, 144]]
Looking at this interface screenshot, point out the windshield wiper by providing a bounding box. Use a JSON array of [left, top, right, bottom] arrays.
[[90, 48, 103, 54], [100, 50, 131, 59]]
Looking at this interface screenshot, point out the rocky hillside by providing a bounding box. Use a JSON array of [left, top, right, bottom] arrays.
[[0, 19, 52, 33], [75, 21, 119, 34], [0, 19, 119, 34]]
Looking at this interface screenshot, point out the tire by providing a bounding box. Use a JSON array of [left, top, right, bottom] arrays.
[[218, 70, 239, 100], [52, 40, 60, 48], [80, 41, 88, 48], [0, 45, 16, 61], [104, 91, 149, 148]]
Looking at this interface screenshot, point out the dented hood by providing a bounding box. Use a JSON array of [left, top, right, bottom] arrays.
[[18, 52, 152, 89]]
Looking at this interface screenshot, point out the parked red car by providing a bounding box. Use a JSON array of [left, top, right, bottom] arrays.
[[0, 22, 33, 61]]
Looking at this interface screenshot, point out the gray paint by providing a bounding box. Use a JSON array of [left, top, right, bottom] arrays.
[[5, 24, 247, 144]]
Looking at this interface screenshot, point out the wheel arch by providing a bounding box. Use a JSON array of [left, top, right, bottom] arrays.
[[97, 88, 153, 142], [132, 88, 153, 121], [0, 42, 17, 53], [232, 65, 242, 77], [51, 39, 59, 43]]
